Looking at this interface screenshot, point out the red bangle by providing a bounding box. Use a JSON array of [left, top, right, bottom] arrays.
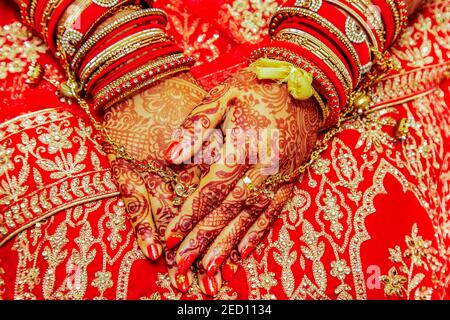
[[277, 21, 354, 85], [88, 42, 180, 94], [58, 0, 135, 58], [371, 0, 397, 47], [94, 55, 195, 109], [46, 0, 72, 52], [275, 14, 361, 85], [70, 8, 168, 73], [92, 44, 183, 96], [33, 0, 49, 34], [78, 23, 164, 76], [271, 8, 363, 84]]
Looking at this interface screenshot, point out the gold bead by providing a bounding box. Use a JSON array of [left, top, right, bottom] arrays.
[[25, 62, 44, 86], [59, 80, 81, 99], [353, 92, 372, 110], [395, 118, 409, 141]]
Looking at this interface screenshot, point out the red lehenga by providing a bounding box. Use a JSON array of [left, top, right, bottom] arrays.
[[0, 0, 449, 300]]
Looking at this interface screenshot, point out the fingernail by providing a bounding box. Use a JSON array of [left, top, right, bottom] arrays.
[[164, 141, 183, 164], [201, 274, 219, 297], [147, 243, 163, 261], [177, 253, 196, 273], [205, 255, 225, 276], [222, 262, 238, 282], [175, 272, 190, 293], [239, 244, 254, 260], [166, 233, 184, 250]]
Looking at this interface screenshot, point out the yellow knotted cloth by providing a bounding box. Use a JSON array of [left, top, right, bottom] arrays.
[[250, 58, 314, 100]]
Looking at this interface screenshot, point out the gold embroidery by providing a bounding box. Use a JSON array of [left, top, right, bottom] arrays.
[[0, 108, 119, 246], [380, 224, 440, 300], [219, 0, 279, 44]]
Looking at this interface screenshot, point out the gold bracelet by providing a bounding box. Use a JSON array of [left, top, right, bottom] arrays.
[[270, 7, 362, 84], [95, 53, 185, 101], [275, 29, 353, 95], [71, 8, 168, 72], [85, 35, 169, 87], [79, 29, 166, 83]]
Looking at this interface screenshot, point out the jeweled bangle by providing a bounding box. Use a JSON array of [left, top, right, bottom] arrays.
[[371, 0, 407, 47], [40, 0, 66, 50], [349, 0, 386, 50], [95, 54, 195, 109], [58, 0, 134, 58], [270, 7, 362, 84], [70, 8, 168, 72], [85, 38, 174, 91], [19, 0, 35, 27], [274, 30, 352, 95], [91, 44, 183, 96], [324, 0, 380, 52], [45, 0, 74, 52], [78, 28, 166, 84]]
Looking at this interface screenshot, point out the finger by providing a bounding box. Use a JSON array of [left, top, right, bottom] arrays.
[[221, 249, 240, 282], [165, 249, 194, 293], [238, 183, 294, 260], [174, 165, 270, 273], [197, 260, 223, 297], [105, 145, 163, 261], [201, 207, 261, 276], [164, 84, 232, 165], [164, 161, 249, 250]]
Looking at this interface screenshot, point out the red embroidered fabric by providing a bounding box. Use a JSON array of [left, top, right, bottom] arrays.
[[0, 0, 448, 300]]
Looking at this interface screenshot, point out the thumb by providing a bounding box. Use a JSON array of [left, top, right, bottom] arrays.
[[164, 87, 230, 165]]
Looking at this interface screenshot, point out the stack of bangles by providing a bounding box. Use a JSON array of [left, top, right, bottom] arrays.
[[251, 0, 407, 129], [19, 0, 196, 111]]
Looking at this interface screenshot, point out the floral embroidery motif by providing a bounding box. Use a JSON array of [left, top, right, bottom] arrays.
[[0, 108, 119, 246], [380, 224, 440, 300], [220, 0, 279, 43], [0, 22, 46, 80]]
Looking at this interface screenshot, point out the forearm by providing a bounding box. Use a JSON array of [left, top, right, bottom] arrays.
[[255, 0, 425, 129], [16, 0, 196, 113]]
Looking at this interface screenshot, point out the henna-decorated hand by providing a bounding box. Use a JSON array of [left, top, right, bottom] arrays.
[[163, 69, 321, 295], [104, 72, 210, 292]]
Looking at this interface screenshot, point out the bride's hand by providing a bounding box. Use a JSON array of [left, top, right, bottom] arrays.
[[163, 69, 321, 295], [103, 72, 208, 292]]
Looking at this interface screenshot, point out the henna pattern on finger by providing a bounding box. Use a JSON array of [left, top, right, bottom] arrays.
[[238, 183, 294, 259]]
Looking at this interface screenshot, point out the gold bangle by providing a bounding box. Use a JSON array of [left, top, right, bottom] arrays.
[[28, 0, 38, 26], [95, 53, 186, 102], [40, 0, 64, 42], [385, 0, 403, 41], [275, 29, 353, 95], [84, 35, 169, 87], [312, 89, 329, 121], [71, 8, 168, 72], [270, 7, 362, 83], [79, 29, 166, 83]]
